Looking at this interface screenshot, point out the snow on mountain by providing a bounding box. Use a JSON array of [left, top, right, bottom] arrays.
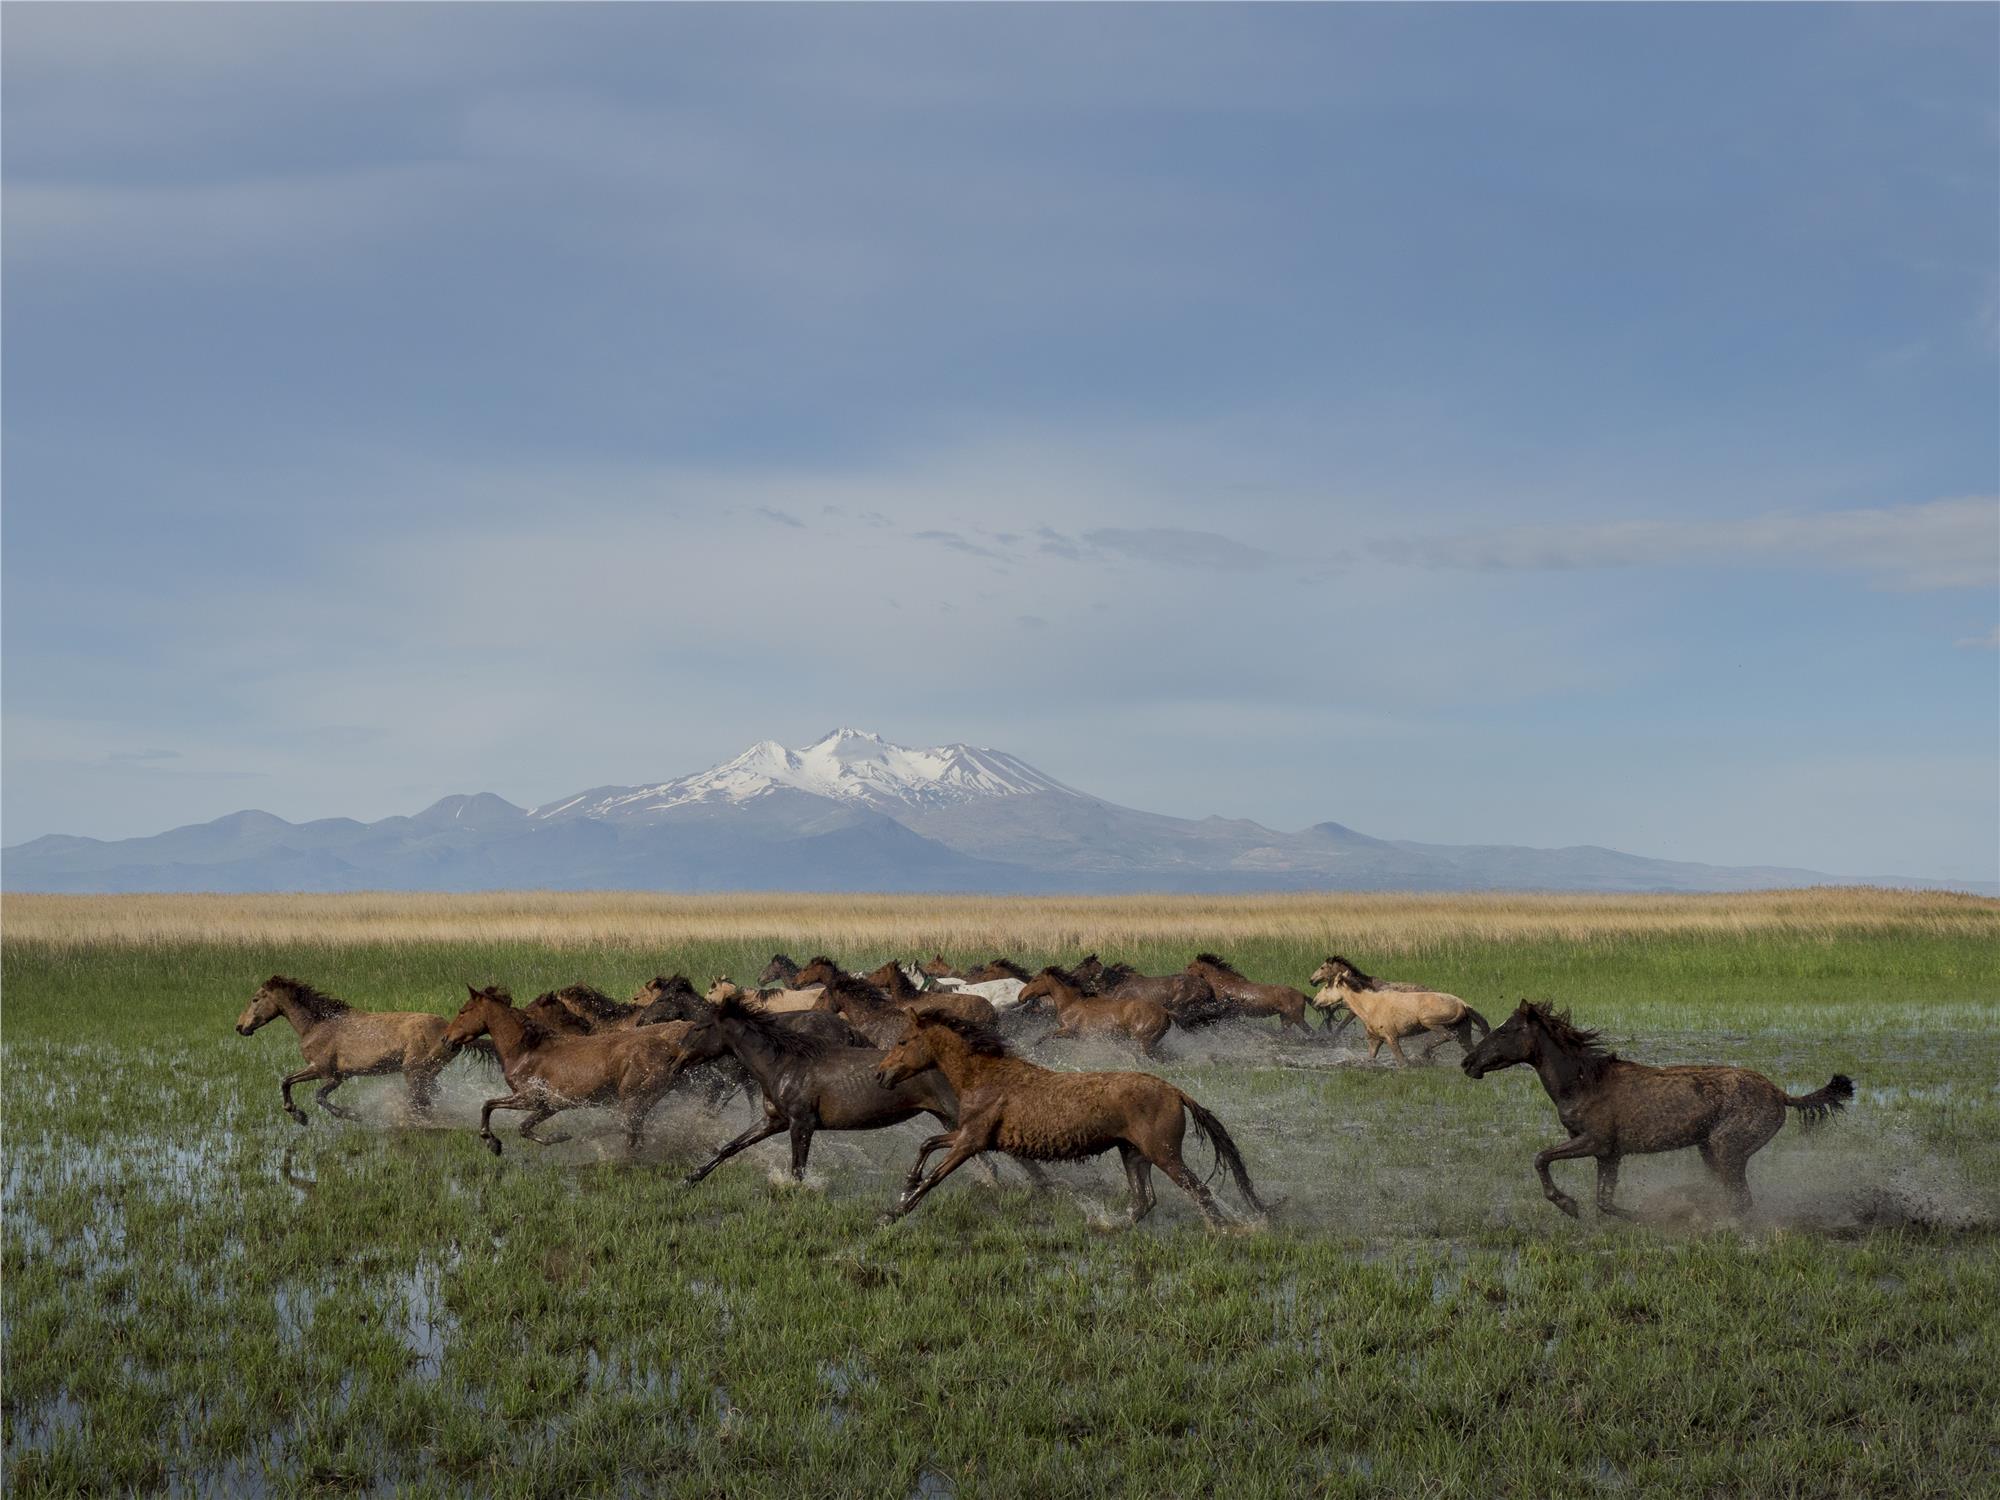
[[530, 729, 1080, 821]]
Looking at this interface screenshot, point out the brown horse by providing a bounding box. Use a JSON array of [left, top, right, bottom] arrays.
[[522, 983, 648, 1033], [1309, 956, 1490, 1064], [758, 953, 805, 988], [235, 976, 454, 1124], [1076, 956, 1235, 1029], [1184, 954, 1313, 1034], [441, 985, 687, 1155], [962, 958, 1030, 984], [919, 954, 960, 980], [1462, 1001, 1854, 1219], [1018, 967, 1172, 1057], [812, 974, 931, 1047], [669, 994, 976, 1188], [861, 961, 999, 1027], [877, 1014, 1269, 1227]]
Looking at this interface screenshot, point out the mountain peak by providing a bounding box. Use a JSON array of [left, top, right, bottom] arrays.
[[533, 731, 1078, 821]]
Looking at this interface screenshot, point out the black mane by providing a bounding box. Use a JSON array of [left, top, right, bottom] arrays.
[[1192, 952, 1243, 977], [977, 957, 1030, 980], [1325, 955, 1379, 991], [1521, 1000, 1618, 1078], [714, 993, 836, 1058], [554, 984, 635, 1021], [267, 975, 351, 1021]]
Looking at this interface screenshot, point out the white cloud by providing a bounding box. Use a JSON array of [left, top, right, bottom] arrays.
[[1372, 496, 1999, 591], [1957, 624, 2000, 650]]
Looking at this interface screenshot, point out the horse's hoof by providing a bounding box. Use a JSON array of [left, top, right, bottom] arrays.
[[876, 1210, 904, 1227], [683, 1173, 704, 1188], [483, 1135, 503, 1156], [286, 1108, 308, 1126], [1551, 1195, 1580, 1219]]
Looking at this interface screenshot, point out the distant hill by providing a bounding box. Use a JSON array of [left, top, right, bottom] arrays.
[[5, 727, 1985, 895]]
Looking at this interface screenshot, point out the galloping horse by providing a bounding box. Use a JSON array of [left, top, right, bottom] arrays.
[[876, 1014, 1270, 1228], [1017, 966, 1171, 1057], [1183, 954, 1313, 1034], [862, 961, 998, 1027], [707, 977, 825, 1015], [669, 994, 975, 1188], [1462, 1001, 1854, 1219], [1309, 957, 1490, 1064], [235, 976, 454, 1124], [1076, 957, 1234, 1029], [441, 985, 687, 1155]]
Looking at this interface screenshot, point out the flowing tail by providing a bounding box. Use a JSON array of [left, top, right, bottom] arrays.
[[1783, 1074, 1854, 1128], [1460, 1006, 1492, 1040], [1179, 1093, 1270, 1219]]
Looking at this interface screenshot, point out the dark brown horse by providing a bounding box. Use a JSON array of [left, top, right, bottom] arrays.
[[1017, 966, 1171, 1057], [1462, 1001, 1854, 1219], [877, 1014, 1269, 1228], [236, 976, 454, 1124], [669, 994, 972, 1188], [1185, 954, 1313, 1034], [627, 975, 710, 1026], [1078, 956, 1235, 1030], [759, 953, 804, 988], [962, 958, 1030, 984], [441, 985, 687, 1154]]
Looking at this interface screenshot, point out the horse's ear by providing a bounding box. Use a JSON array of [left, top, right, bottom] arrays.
[[466, 982, 481, 999]]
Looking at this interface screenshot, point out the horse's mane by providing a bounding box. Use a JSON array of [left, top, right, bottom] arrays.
[[805, 955, 842, 972], [554, 984, 634, 1020], [266, 975, 351, 1020], [977, 957, 1030, 980], [1031, 964, 1088, 990], [913, 1011, 1011, 1057], [471, 985, 560, 1045], [1325, 955, 1379, 991], [1192, 952, 1243, 977], [1523, 1001, 1617, 1073], [823, 972, 895, 1011], [714, 993, 834, 1057]]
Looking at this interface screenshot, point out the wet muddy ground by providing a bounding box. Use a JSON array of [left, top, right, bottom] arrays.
[[5, 931, 1998, 1496]]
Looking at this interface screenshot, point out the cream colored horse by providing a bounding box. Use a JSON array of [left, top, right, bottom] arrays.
[[1308, 956, 1491, 1065], [235, 975, 455, 1123], [705, 977, 825, 1014]]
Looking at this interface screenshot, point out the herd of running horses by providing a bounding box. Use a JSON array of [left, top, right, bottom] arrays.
[[235, 950, 1854, 1228]]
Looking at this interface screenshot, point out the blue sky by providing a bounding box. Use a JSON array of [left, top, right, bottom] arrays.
[[4, 4, 1996, 883]]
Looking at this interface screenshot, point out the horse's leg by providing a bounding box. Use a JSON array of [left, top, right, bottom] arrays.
[[787, 1117, 817, 1181], [1697, 1142, 1754, 1219], [519, 1101, 570, 1146], [479, 1092, 536, 1154], [685, 1114, 788, 1186], [1118, 1144, 1156, 1225], [407, 1064, 438, 1120], [1594, 1156, 1635, 1220], [1364, 1036, 1383, 1063], [902, 1131, 957, 1194], [1533, 1135, 1600, 1219], [624, 1088, 668, 1152], [280, 1067, 322, 1125], [314, 1075, 359, 1120], [1152, 1144, 1230, 1229], [885, 1139, 985, 1220], [1385, 1034, 1413, 1066], [1419, 1026, 1456, 1062]]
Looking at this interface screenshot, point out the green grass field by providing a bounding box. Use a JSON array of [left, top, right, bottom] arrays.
[[5, 902, 1998, 1497]]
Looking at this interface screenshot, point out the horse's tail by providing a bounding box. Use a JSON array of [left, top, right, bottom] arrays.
[[1783, 1074, 1854, 1128], [1179, 1092, 1269, 1219], [1460, 1006, 1492, 1039]]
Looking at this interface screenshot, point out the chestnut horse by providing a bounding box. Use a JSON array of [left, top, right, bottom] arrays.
[[1309, 956, 1490, 1064], [1462, 1001, 1854, 1219], [235, 976, 453, 1124], [441, 985, 687, 1155], [877, 1014, 1269, 1228], [1017, 967, 1171, 1057], [1184, 955, 1313, 1034]]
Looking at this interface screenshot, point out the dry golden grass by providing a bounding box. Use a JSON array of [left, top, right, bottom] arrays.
[[4, 887, 1994, 953]]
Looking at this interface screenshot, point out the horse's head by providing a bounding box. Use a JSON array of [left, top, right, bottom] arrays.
[[1461, 1002, 1539, 1078], [706, 977, 743, 1004], [795, 957, 843, 989], [674, 1002, 730, 1064], [1074, 954, 1104, 984], [444, 984, 509, 1051], [236, 975, 289, 1036], [920, 954, 956, 978], [758, 954, 798, 987], [1015, 971, 1062, 1013], [876, 1013, 941, 1088]]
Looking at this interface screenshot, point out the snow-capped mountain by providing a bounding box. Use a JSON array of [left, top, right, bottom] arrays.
[[530, 729, 1079, 822]]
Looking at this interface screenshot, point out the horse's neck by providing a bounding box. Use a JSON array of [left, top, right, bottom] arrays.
[[920, 1034, 987, 1093], [719, 1023, 791, 1095], [273, 997, 323, 1040], [1528, 1040, 1595, 1108], [1339, 984, 1380, 1018], [480, 1003, 545, 1065]]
